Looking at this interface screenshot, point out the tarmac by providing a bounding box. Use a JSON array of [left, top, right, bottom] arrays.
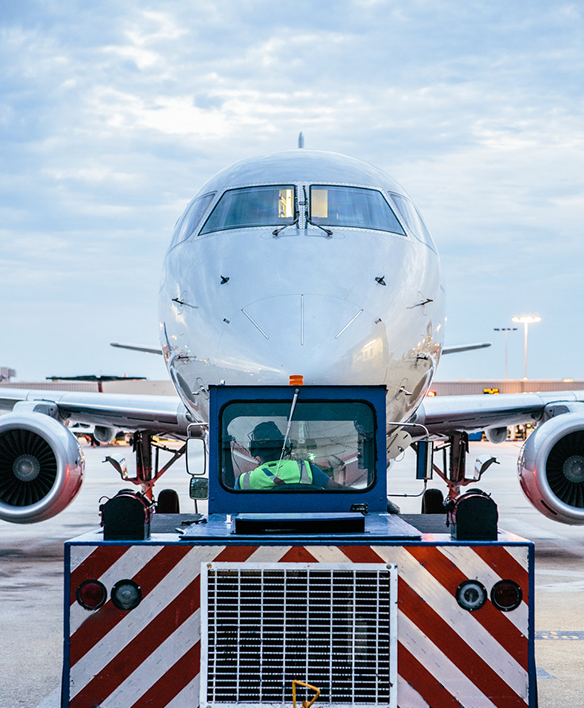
[[1, 439, 583, 707]]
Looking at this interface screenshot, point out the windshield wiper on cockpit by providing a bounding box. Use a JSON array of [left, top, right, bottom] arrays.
[[272, 215, 299, 237], [306, 217, 333, 237], [303, 185, 333, 237]]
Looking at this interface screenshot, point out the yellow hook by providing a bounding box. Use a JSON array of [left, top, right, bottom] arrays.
[[292, 680, 321, 708]]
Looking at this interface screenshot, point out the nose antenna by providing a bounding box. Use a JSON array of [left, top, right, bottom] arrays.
[[298, 132, 304, 148]]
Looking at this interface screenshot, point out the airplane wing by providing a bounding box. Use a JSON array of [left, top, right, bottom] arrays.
[[441, 342, 491, 355], [4, 385, 582, 437], [3, 384, 584, 527], [110, 342, 164, 355], [0, 388, 194, 434], [410, 389, 584, 435], [0, 387, 205, 524], [408, 388, 584, 525]]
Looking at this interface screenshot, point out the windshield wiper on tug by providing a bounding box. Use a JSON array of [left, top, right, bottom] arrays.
[[275, 388, 299, 476], [303, 185, 333, 237]]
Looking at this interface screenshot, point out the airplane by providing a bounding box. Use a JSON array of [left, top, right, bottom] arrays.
[[1, 145, 584, 525]]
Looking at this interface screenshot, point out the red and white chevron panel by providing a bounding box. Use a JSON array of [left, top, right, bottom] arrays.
[[66, 542, 530, 708]]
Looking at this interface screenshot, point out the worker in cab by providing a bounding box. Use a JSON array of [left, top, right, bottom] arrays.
[[235, 421, 345, 490]]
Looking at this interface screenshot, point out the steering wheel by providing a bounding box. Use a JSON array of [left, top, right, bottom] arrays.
[[272, 482, 325, 491]]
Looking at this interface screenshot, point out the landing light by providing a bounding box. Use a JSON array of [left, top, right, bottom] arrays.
[[456, 580, 487, 611], [111, 579, 142, 611]]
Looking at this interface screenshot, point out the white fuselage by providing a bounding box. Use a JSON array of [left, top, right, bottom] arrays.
[[159, 149, 445, 427]]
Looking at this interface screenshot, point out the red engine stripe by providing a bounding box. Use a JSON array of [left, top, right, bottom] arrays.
[[472, 546, 530, 604], [338, 545, 386, 563], [406, 546, 528, 669], [69, 546, 130, 605], [398, 642, 464, 708], [399, 578, 526, 708], [71, 576, 201, 708], [279, 546, 319, 562], [128, 641, 201, 708], [70, 545, 192, 666]]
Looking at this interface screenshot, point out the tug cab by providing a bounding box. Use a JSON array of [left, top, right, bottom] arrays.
[[204, 384, 389, 514]]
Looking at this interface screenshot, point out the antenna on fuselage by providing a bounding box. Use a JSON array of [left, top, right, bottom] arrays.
[[298, 132, 304, 148]]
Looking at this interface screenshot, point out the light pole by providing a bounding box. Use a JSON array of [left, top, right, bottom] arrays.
[[512, 316, 541, 380], [494, 327, 518, 380]]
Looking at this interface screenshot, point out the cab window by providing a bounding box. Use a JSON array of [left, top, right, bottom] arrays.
[[309, 185, 405, 234], [220, 400, 376, 492], [200, 185, 295, 234], [169, 192, 215, 248]]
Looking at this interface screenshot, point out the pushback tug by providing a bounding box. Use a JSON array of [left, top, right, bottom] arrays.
[[64, 383, 535, 708]]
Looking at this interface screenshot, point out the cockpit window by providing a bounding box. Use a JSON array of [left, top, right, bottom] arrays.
[[390, 194, 437, 252], [309, 185, 405, 235], [169, 192, 215, 249], [200, 185, 296, 234], [219, 399, 376, 492]]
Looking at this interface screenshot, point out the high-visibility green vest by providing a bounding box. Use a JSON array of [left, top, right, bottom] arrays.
[[238, 459, 313, 490]]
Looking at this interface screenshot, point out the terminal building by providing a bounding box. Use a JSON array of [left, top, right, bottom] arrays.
[[429, 378, 584, 396]]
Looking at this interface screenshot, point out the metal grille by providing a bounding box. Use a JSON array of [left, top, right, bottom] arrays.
[[201, 563, 397, 708]]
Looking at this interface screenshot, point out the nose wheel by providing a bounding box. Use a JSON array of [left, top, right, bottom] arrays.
[[421, 487, 445, 514]]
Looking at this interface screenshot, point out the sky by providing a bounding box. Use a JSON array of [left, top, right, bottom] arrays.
[[1, 0, 583, 383]]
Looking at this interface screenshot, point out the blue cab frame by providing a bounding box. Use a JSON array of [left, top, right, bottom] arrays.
[[207, 384, 388, 514]]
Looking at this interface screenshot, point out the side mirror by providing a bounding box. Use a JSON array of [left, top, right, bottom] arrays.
[[416, 441, 434, 480], [186, 437, 206, 476], [189, 478, 209, 500]]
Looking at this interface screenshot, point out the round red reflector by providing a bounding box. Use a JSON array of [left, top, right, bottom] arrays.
[[491, 580, 522, 611], [77, 580, 107, 611]]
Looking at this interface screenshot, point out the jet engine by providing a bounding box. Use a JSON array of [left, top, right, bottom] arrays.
[[0, 412, 84, 523], [485, 426, 508, 444], [518, 410, 584, 525], [94, 425, 116, 444]]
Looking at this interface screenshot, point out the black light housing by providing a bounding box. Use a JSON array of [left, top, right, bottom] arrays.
[[456, 580, 487, 611], [77, 579, 107, 611], [491, 580, 522, 611], [111, 579, 142, 611]]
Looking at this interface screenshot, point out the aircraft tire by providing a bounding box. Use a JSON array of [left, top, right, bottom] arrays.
[[157, 489, 180, 514], [421, 488, 445, 514]]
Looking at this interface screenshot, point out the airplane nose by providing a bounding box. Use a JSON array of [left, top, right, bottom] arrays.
[[216, 293, 388, 384], [242, 294, 365, 345]]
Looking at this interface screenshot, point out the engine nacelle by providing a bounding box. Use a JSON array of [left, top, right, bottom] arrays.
[[485, 426, 508, 444], [94, 425, 116, 444], [0, 413, 84, 523], [518, 411, 584, 525]]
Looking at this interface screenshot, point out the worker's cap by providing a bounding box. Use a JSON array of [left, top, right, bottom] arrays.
[[249, 421, 286, 457], [249, 421, 284, 446]]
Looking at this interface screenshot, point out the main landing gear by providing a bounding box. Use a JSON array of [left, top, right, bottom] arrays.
[[104, 431, 187, 513], [417, 432, 499, 515]]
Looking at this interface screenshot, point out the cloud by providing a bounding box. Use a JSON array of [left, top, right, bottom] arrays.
[[0, 0, 583, 380]]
